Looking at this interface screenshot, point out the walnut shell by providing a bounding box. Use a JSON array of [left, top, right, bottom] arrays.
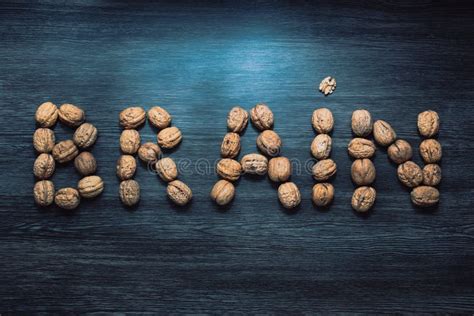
[[397, 161, 423, 188], [120, 129, 141, 154], [55, 187, 80, 210], [419, 139, 442, 163], [319, 76, 336, 96], [311, 108, 334, 134], [387, 139, 413, 164], [35, 102, 58, 127], [268, 157, 291, 182], [148, 106, 171, 129], [52, 140, 79, 163], [210, 180, 235, 206], [58, 104, 85, 127], [33, 180, 55, 207], [347, 138, 376, 159], [33, 153, 55, 179], [119, 180, 140, 206], [351, 109, 373, 137], [227, 106, 249, 133], [418, 110, 439, 138], [119, 107, 146, 129], [167, 180, 192, 206], [155, 157, 178, 182], [351, 159, 376, 186], [278, 182, 301, 210], [73, 123, 98, 149], [74, 152, 97, 176], [33, 128, 56, 153], [256, 130, 282, 157], [216, 158, 242, 182], [250, 103, 273, 131], [221, 132, 241, 159], [138, 142, 161, 163], [312, 183, 334, 207], [351, 186, 376, 213], [411, 186, 439, 207], [116, 155, 136, 180], [157, 126, 182, 149], [240, 153, 268, 175], [373, 120, 397, 146], [312, 159, 337, 181], [423, 164, 442, 186], [78, 175, 104, 198], [311, 134, 332, 160]]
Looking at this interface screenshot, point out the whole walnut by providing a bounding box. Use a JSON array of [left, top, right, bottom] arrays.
[[210, 179, 235, 206], [116, 155, 137, 180], [216, 158, 242, 182], [73, 123, 98, 149], [240, 153, 268, 175], [250, 103, 273, 131], [148, 106, 171, 129], [312, 183, 334, 207], [418, 110, 439, 138], [227, 106, 249, 133], [373, 120, 397, 146], [311, 134, 332, 160], [120, 129, 141, 154], [138, 142, 161, 163], [411, 186, 439, 207], [119, 180, 140, 206], [74, 152, 97, 176], [423, 164, 442, 186], [397, 161, 423, 188], [256, 130, 282, 157], [312, 159, 337, 181], [155, 157, 178, 182], [419, 139, 442, 163], [33, 180, 55, 207], [351, 186, 376, 213], [33, 128, 55, 153], [268, 157, 291, 182], [78, 175, 104, 198], [119, 107, 146, 129], [157, 126, 182, 149], [351, 159, 376, 186], [278, 182, 301, 210], [58, 104, 85, 127], [52, 140, 79, 163], [33, 153, 55, 179], [167, 180, 192, 206], [35, 102, 58, 127], [351, 109, 372, 137], [221, 132, 240, 158], [311, 108, 334, 134], [387, 139, 413, 164], [347, 138, 376, 159], [55, 187, 80, 210]]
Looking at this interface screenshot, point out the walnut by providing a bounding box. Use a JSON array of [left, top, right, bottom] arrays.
[[74, 152, 97, 176], [373, 120, 397, 146], [312, 183, 334, 207], [387, 139, 413, 164], [268, 157, 291, 182], [311, 134, 332, 160], [351, 109, 372, 137], [311, 108, 334, 134], [33, 180, 55, 207], [119, 180, 140, 206], [155, 157, 178, 182], [210, 179, 235, 206], [148, 106, 171, 129], [78, 175, 104, 198], [419, 139, 442, 163], [221, 132, 241, 159], [319, 76, 336, 96], [312, 159, 337, 181], [278, 182, 301, 210], [397, 161, 423, 188], [216, 158, 242, 182], [138, 142, 161, 163], [33, 153, 55, 179], [157, 126, 182, 149], [240, 153, 268, 175], [52, 140, 79, 163], [55, 187, 80, 210], [35, 102, 58, 127], [347, 138, 376, 159], [423, 164, 442, 186], [58, 104, 85, 127], [116, 155, 136, 180], [351, 186, 376, 213], [250, 104, 273, 131], [418, 110, 439, 138], [411, 186, 439, 207], [120, 129, 141, 154], [73, 123, 98, 149], [33, 128, 55, 153], [119, 107, 146, 129], [227, 106, 249, 133], [351, 159, 376, 186], [167, 180, 192, 206], [256, 130, 282, 157]]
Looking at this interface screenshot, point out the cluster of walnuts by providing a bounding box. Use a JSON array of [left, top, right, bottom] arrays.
[[33, 102, 104, 210]]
